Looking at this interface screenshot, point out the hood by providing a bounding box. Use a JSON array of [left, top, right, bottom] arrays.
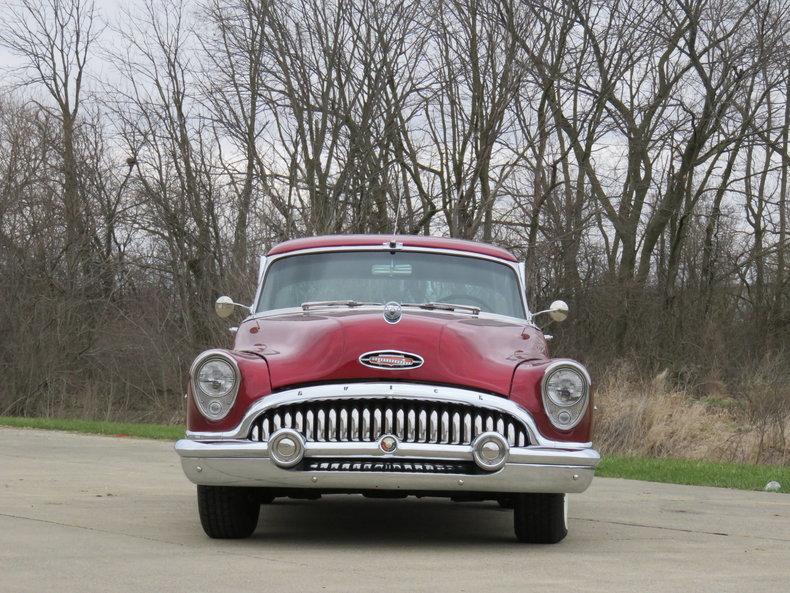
[[233, 309, 548, 396]]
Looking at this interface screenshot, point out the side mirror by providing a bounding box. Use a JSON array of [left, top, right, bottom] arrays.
[[533, 299, 569, 323], [215, 296, 252, 319], [548, 300, 569, 322]]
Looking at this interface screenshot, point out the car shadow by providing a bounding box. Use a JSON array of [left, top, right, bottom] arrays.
[[249, 495, 517, 546]]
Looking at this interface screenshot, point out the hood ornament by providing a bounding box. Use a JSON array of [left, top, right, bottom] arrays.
[[383, 301, 402, 324], [359, 350, 424, 370]]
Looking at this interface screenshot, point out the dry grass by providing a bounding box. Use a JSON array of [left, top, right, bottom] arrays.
[[594, 363, 790, 465]]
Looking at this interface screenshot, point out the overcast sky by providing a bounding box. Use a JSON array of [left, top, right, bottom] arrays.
[[0, 0, 125, 72]]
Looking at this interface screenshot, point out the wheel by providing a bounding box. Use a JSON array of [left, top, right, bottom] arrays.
[[197, 485, 260, 539], [513, 493, 567, 543], [497, 496, 514, 509]]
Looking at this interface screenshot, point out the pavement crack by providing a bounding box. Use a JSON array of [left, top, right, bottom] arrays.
[[0, 512, 311, 566], [576, 517, 790, 542], [0, 511, 189, 545]]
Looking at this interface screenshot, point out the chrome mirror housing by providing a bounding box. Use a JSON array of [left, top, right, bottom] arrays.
[[548, 300, 569, 322], [533, 299, 569, 323], [215, 296, 251, 319]]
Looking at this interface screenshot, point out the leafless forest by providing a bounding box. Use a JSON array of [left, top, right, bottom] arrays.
[[1, 0, 788, 461]]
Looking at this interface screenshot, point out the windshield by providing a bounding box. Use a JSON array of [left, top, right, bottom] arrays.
[[257, 251, 526, 319]]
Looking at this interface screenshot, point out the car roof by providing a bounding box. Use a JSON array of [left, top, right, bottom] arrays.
[[266, 234, 519, 262]]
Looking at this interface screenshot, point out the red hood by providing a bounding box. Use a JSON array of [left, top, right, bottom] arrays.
[[233, 309, 548, 396]]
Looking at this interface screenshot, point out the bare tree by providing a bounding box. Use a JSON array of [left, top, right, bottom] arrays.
[[1, 0, 101, 283]]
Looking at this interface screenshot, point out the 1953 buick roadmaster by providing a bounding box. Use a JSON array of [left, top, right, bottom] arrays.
[[175, 235, 600, 543]]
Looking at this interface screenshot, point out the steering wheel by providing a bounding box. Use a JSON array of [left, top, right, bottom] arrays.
[[436, 293, 490, 311]]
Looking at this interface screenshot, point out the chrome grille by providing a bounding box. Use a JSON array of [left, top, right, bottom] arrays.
[[249, 397, 529, 447]]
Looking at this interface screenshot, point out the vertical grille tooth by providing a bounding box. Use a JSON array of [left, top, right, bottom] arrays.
[[418, 410, 427, 442], [305, 409, 314, 441], [251, 397, 529, 447], [328, 409, 337, 441], [351, 408, 360, 441], [373, 408, 382, 439], [339, 408, 348, 441], [362, 408, 371, 440]]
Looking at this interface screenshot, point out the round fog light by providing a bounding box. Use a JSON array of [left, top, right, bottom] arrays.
[[472, 432, 509, 471], [269, 429, 305, 468]]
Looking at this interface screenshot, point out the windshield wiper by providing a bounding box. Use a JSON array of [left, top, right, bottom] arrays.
[[401, 302, 480, 315], [301, 300, 381, 311]]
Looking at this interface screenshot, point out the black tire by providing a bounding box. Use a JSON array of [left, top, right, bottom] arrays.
[[513, 493, 567, 544], [497, 496, 514, 509], [197, 485, 260, 539]]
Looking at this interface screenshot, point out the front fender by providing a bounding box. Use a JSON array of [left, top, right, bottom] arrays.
[[186, 350, 272, 433], [509, 360, 594, 443]]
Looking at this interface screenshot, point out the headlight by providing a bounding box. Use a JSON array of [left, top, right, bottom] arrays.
[[197, 359, 235, 397], [541, 362, 590, 430], [191, 351, 240, 420], [545, 368, 585, 406]]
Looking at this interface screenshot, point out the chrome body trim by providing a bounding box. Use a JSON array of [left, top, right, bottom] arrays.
[[184, 382, 592, 449], [177, 438, 600, 466], [248, 306, 527, 327], [250, 244, 531, 324]]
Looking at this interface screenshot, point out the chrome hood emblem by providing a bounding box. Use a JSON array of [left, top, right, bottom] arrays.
[[383, 301, 402, 324]]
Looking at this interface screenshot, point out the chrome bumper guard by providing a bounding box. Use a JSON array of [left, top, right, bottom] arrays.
[[176, 438, 599, 493]]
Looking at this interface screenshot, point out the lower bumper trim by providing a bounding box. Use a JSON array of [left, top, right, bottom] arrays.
[[176, 439, 599, 494]]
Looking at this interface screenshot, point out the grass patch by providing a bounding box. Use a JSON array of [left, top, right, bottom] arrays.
[[0, 416, 183, 440], [1, 416, 787, 493], [598, 455, 789, 493]]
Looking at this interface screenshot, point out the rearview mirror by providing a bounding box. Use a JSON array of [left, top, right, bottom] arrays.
[[371, 263, 412, 276], [215, 296, 251, 319]]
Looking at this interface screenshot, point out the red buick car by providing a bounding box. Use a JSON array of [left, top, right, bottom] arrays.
[[176, 235, 600, 543]]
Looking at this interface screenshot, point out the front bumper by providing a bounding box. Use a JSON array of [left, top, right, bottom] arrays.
[[175, 438, 600, 494]]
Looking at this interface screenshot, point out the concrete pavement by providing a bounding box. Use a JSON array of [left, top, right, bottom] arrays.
[[1, 427, 788, 593]]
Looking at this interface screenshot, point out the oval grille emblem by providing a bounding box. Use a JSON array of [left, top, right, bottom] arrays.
[[359, 350, 424, 370]]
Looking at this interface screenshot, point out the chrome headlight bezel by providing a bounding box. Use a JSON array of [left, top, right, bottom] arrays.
[[190, 350, 240, 421], [541, 361, 591, 430]]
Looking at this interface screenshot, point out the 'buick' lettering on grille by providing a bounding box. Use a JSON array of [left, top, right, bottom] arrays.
[[359, 350, 424, 370]]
